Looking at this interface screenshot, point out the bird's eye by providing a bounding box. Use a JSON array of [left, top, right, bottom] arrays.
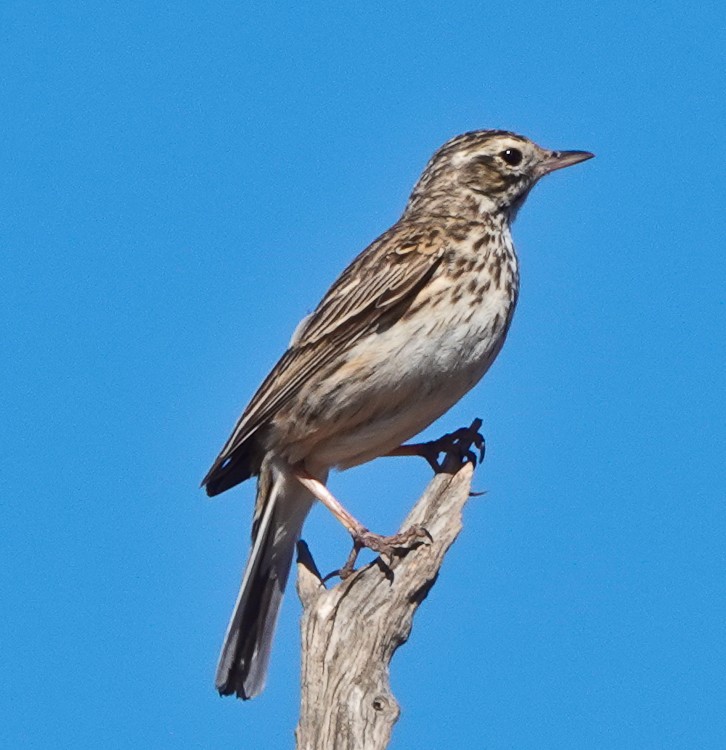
[[501, 148, 523, 166]]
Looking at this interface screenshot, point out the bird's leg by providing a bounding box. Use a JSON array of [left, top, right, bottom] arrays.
[[293, 468, 363, 536], [385, 442, 442, 472], [386, 418, 486, 473], [293, 466, 431, 579]]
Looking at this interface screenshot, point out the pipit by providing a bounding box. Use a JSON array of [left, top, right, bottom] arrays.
[[202, 130, 593, 698]]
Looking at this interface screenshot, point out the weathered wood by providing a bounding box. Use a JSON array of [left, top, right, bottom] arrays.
[[295, 461, 475, 750]]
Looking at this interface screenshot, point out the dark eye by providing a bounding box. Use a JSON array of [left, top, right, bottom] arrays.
[[501, 148, 523, 166]]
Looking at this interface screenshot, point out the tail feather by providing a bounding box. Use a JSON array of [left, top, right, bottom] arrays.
[[215, 462, 314, 699]]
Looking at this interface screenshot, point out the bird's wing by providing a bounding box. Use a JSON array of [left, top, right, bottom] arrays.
[[202, 222, 446, 483]]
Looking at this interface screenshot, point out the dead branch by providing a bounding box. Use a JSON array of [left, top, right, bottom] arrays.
[[295, 459, 476, 750]]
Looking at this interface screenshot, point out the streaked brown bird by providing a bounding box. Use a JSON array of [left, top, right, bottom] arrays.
[[202, 129, 593, 699]]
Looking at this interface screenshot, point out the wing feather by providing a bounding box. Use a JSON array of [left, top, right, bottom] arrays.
[[202, 222, 446, 486]]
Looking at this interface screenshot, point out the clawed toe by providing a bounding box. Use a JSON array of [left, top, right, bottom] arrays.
[[361, 525, 431, 555], [388, 419, 486, 473], [426, 418, 486, 471], [335, 524, 432, 579]]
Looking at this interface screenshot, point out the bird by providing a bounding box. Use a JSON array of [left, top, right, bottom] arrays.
[[202, 129, 593, 699]]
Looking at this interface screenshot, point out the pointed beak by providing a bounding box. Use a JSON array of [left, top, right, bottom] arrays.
[[540, 149, 595, 175]]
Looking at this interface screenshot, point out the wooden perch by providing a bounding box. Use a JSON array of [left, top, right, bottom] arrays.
[[294, 458, 476, 750]]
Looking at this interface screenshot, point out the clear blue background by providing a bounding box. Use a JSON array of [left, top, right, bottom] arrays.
[[2, 2, 724, 748]]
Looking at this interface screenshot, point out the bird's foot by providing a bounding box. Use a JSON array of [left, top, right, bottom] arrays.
[[334, 524, 432, 580], [395, 418, 486, 473]]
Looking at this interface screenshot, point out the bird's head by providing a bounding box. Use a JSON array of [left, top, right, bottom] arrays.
[[405, 130, 593, 220]]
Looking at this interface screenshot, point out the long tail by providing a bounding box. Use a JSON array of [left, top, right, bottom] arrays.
[[215, 461, 314, 699]]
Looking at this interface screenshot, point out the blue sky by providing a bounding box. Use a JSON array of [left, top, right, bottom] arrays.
[[2, 2, 724, 748]]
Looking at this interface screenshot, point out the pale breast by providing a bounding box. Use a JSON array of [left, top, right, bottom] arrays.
[[280, 227, 520, 469]]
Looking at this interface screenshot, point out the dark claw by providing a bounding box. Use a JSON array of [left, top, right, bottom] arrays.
[[427, 418, 486, 471]]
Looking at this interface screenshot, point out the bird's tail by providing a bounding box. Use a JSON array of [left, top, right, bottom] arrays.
[[215, 461, 315, 699]]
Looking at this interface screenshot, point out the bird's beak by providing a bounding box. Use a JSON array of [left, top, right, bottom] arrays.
[[540, 149, 595, 175]]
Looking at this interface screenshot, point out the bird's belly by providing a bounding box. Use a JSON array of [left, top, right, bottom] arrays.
[[283, 284, 515, 470]]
